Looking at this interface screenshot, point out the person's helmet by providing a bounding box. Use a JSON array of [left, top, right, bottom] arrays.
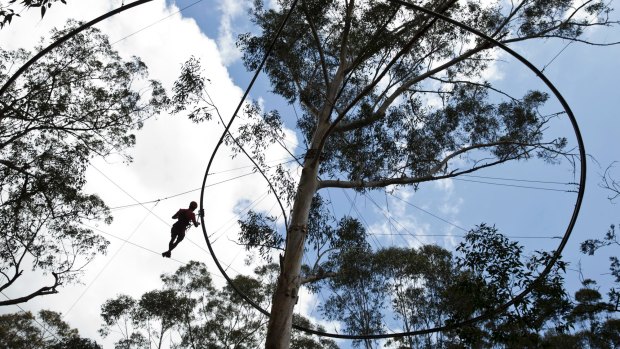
[[189, 201, 198, 210]]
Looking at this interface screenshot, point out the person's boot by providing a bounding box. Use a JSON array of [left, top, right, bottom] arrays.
[[164, 251, 171, 258]]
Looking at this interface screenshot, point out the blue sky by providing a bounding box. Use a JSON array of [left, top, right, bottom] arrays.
[[1, 0, 620, 346], [178, 0, 620, 288], [176, 0, 620, 335]]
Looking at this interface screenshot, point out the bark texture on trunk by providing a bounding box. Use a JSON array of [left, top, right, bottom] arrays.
[[264, 121, 329, 349]]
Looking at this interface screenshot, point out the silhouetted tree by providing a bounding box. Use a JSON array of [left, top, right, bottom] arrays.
[[0, 20, 167, 306], [100, 261, 339, 349], [576, 163, 620, 347], [0, 309, 101, 348]]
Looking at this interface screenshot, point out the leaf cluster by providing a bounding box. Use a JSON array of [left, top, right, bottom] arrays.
[[0, 309, 101, 348], [0, 0, 68, 29], [100, 260, 338, 349]]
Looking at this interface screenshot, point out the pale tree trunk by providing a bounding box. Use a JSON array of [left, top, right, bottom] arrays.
[[264, 21, 351, 344], [264, 120, 330, 348]]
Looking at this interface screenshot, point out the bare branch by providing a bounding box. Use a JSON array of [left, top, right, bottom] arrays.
[[300, 271, 338, 285], [301, 1, 329, 88], [600, 161, 620, 203], [318, 140, 549, 190], [0, 272, 60, 306]]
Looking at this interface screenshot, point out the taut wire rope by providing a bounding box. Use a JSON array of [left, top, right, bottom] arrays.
[[63, 201, 159, 317]]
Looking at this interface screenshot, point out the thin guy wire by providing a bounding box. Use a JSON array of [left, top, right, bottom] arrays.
[[63, 201, 158, 317], [460, 174, 576, 186], [363, 192, 424, 247], [110, 0, 204, 46], [80, 222, 227, 278], [368, 232, 562, 239], [389, 193, 468, 232], [341, 189, 384, 249], [108, 157, 299, 211], [453, 177, 577, 193], [541, 41, 573, 72]]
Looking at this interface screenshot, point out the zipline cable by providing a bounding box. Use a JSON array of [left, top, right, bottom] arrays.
[[64, 201, 159, 317], [108, 157, 299, 211]]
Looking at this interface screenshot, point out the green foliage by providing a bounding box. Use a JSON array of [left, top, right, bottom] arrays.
[[168, 0, 618, 346], [238, 210, 283, 262], [0, 0, 68, 29], [170, 56, 212, 123], [295, 212, 574, 348], [233, 0, 602, 194], [0, 20, 165, 305], [100, 261, 338, 348], [0, 309, 101, 349]]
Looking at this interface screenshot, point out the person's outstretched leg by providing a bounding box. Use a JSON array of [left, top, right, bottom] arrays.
[[163, 229, 179, 257], [163, 230, 185, 258]]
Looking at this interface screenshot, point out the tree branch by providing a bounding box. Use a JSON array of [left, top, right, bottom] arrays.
[[0, 272, 60, 306], [600, 161, 620, 203], [300, 271, 338, 285], [301, 0, 330, 89], [318, 140, 547, 190], [332, 38, 488, 135], [339, 0, 354, 67]]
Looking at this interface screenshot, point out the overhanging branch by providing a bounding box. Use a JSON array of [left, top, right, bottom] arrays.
[[0, 272, 60, 306], [301, 271, 337, 285], [318, 140, 552, 190]]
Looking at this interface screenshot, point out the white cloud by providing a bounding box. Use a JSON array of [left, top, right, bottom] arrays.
[[216, 0, 250, 65], [439, 196, 463, 216], [433, 177, 454, 193]]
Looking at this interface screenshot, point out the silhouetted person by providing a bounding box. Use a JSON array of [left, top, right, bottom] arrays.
[[162, 201, 199, 258]]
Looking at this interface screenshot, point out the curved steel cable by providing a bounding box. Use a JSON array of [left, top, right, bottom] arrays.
[[197, 0, 301, 329], [0, 0, 587, 340], [200, 0, 586, 340]]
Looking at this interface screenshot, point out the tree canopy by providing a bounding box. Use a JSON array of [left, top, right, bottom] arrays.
[[0, 20, 166, 306], [100, 260, 339, 349], [168, 0, 620, 347], [0, 309, 101, 348]]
